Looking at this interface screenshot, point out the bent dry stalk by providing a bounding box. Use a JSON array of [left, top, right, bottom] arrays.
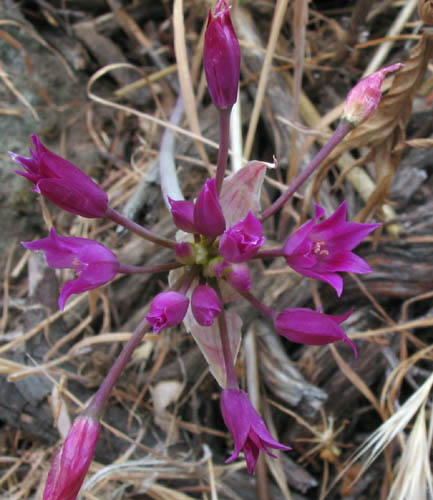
[[9, 1, 403, 497]]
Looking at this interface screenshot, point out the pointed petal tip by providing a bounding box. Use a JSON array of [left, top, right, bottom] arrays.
[[345, 337, 358, 358]]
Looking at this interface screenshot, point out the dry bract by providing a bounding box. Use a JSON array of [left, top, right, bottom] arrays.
[[418, 0, 433, 23]]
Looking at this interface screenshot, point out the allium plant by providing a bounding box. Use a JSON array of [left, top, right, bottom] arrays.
[[10, 1, 402, 497]]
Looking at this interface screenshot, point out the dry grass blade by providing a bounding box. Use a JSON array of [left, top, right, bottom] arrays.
[[243, 0, 290, 160], [0, 61, 39, 120], [336, 371, 433, 488], [173, 0, 209, 169], [329, 345, 384, 419], [387, 403, 433, 500], [87, 63, 220, 150], [362, 0, 419, 76]]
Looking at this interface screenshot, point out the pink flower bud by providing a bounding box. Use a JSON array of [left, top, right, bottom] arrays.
[[219, 211, 265, 263], [274, 308, 357, 356], [146, 291, 189, 333], [175, 242, 195, 264], [343, 63, 403, 125], [10, 135, 108, 218], [22, 228, 119, 310], [226, 263, 252, 291], [168, 198, 197, 233], [191, 284, 223, 326], [221, 388, 291, 474], [43, 416, 100, 500], [204, 0, 241, 109], [194, 179, 226, 238]]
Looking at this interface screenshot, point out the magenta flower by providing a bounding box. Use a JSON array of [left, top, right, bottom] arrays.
[[226, 263, 252, 291], [194, 178, 226, 238], [146, 291, 189, 333], [175, 242, 195, 264], [283, 201, 380, 296], [169, 198, 197, 233], [43, 416, 100, 500], [219, 211, 265, 263], [191, 284, 223, 326], [10, 135, 108, 218], [221, 388, 291, 474], [343, 63, 403, 125], [274, 307, 357, 356], [204, 0, 241, 109], [22, 229, 119, 310]]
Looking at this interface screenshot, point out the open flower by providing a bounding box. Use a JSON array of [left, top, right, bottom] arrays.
[[22, 229, 119, 310], [10, 135, 108, 218], [43, 416, 100, 500], [283, 201, 380, 296], [146, 291, 189, 333], [274, 308, 357, 356], [204, 0, 240, 109], [221, 388, 291, 474], [219, 211, 265, 263]]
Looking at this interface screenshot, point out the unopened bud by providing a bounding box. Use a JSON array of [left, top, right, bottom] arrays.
[[342, 63, 403, 126], [43, 416, 100, 500], [204, 0, 241, 109]]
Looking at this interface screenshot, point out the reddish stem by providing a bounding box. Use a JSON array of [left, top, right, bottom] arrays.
[[217, 310, 239, 390], [106, 207, 176, 249], [260, 119, 353, 222], [118, 262, 182, 274], [215, 107, 232, 195], [84, 317, 149, 419]]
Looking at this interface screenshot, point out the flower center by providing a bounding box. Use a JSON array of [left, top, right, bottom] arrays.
[[312, 240, 329, 257], [72, 257, 87, 276]]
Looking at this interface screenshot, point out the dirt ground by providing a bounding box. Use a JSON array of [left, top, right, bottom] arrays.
[[1, 1, 433, 499]]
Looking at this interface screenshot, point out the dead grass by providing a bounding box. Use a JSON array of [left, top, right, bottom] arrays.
[[2, 1, 433, 499]]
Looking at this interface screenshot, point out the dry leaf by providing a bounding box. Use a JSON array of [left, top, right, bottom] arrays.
[[151, 380, 183, 434], [418, 0, 433, 24]]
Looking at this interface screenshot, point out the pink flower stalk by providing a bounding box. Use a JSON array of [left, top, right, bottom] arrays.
[[204, 0, 241, 109], [43, 416, 100, 500], [22, 228, 119, 310], [191, 284, 223, 326], [10, 134, 108, 218], [169, 198, 197, 233], [221, 388, 291, 474], [219, 211, 265, 263], [146, 291, 189, 333], [274, 308, 357, 356], [343, 63, 403, 125], [194, 178, 226, 238], [283, 201, 380, 296]]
